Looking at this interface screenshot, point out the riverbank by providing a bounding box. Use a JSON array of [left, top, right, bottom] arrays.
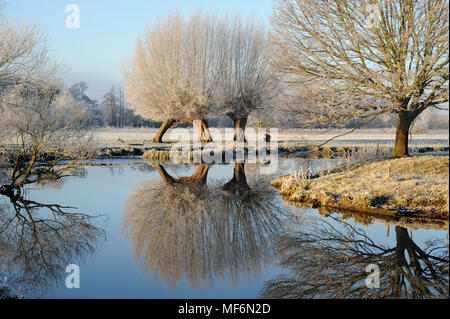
[[271, 156, 449, 219], [92, 143, 449, 159], [91, 128, 449, 148], [89, 127, 448, 158]]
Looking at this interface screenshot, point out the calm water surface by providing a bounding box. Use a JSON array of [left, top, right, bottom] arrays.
[[0, 157, 448, 298]]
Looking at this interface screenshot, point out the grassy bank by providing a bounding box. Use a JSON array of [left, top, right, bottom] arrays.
[[272, 156, 449, 219], [91, 144, 448, 160]]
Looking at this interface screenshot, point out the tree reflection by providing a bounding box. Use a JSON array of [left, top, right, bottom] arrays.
[[122, 162, 286, 288], [0, 194, 105, 297], [215, 163, 285, 282], [260, 215, 449, 299]]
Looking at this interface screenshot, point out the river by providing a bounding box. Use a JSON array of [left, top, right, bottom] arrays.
[[0, 157, 447, 298]]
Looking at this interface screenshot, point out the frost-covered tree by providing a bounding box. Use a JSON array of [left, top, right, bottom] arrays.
[[101, 85, 127, 128], [0, 195, 105, 296], [270, 0, 449, 158], [0, 2, 58, 84], [122, 11, 224, 142], [261, 216, 449, 298], [0, 3, 87, 196], [69, 82, 95, 107], [0, 81, 92, 196], [216, 15, 279, 141], [69, 82, 104, 127], [102, 85, 118, 127], [122, 163, 286, 288]]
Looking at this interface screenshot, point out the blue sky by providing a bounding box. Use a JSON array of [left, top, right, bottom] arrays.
[[4, 0, 273, 101]]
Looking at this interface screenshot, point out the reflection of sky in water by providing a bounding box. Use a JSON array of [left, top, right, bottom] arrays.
[[3, 158, 447, 299]]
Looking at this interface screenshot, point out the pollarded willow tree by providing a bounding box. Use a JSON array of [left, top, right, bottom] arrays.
[[123, 11, 226, 143], [216, 15, 279, 141], [270, 0, 449, 158]]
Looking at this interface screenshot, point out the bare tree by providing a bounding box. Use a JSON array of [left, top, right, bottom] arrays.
[[217, 15, 279, 141], [270, 0, 449, 157], [0, 2, 59, 84], [0, 81, 93, 196], [122, 11, 225, 142]]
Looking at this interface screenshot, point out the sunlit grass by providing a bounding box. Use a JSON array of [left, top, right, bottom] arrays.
[[272, 156, 449, 218]]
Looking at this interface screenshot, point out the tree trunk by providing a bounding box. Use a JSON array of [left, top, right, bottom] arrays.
[[153, 119, 177, 143], [154, 165, 178, 184], [234, 117, 248, 142], [0, 184, 21, 199], [223, 163, 250, 193], [232, 162, 247, 185], [192, 119, 213, 143], [153, 118, 212, 143], [179, 165, 209, 184], [156, 164, 209, 185], [200, 119, 212, 142], [392, 111, 413, 158], [393, 226, 431, 296]]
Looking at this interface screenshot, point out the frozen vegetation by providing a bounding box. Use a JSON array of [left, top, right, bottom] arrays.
[[272, 156, 449, 219], [89, 127, 449, 147]]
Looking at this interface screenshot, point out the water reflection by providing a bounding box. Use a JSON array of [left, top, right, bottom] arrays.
[[0, 193, 106, 297], [122, 162, 287, 288], [260, 213, 449, 299], [2, 157, 447, 299]]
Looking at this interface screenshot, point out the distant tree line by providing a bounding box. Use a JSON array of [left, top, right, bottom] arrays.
[[67, 81, 159, 128]]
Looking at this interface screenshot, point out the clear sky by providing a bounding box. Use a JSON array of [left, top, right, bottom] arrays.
[[4, 0, 273, 101]]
